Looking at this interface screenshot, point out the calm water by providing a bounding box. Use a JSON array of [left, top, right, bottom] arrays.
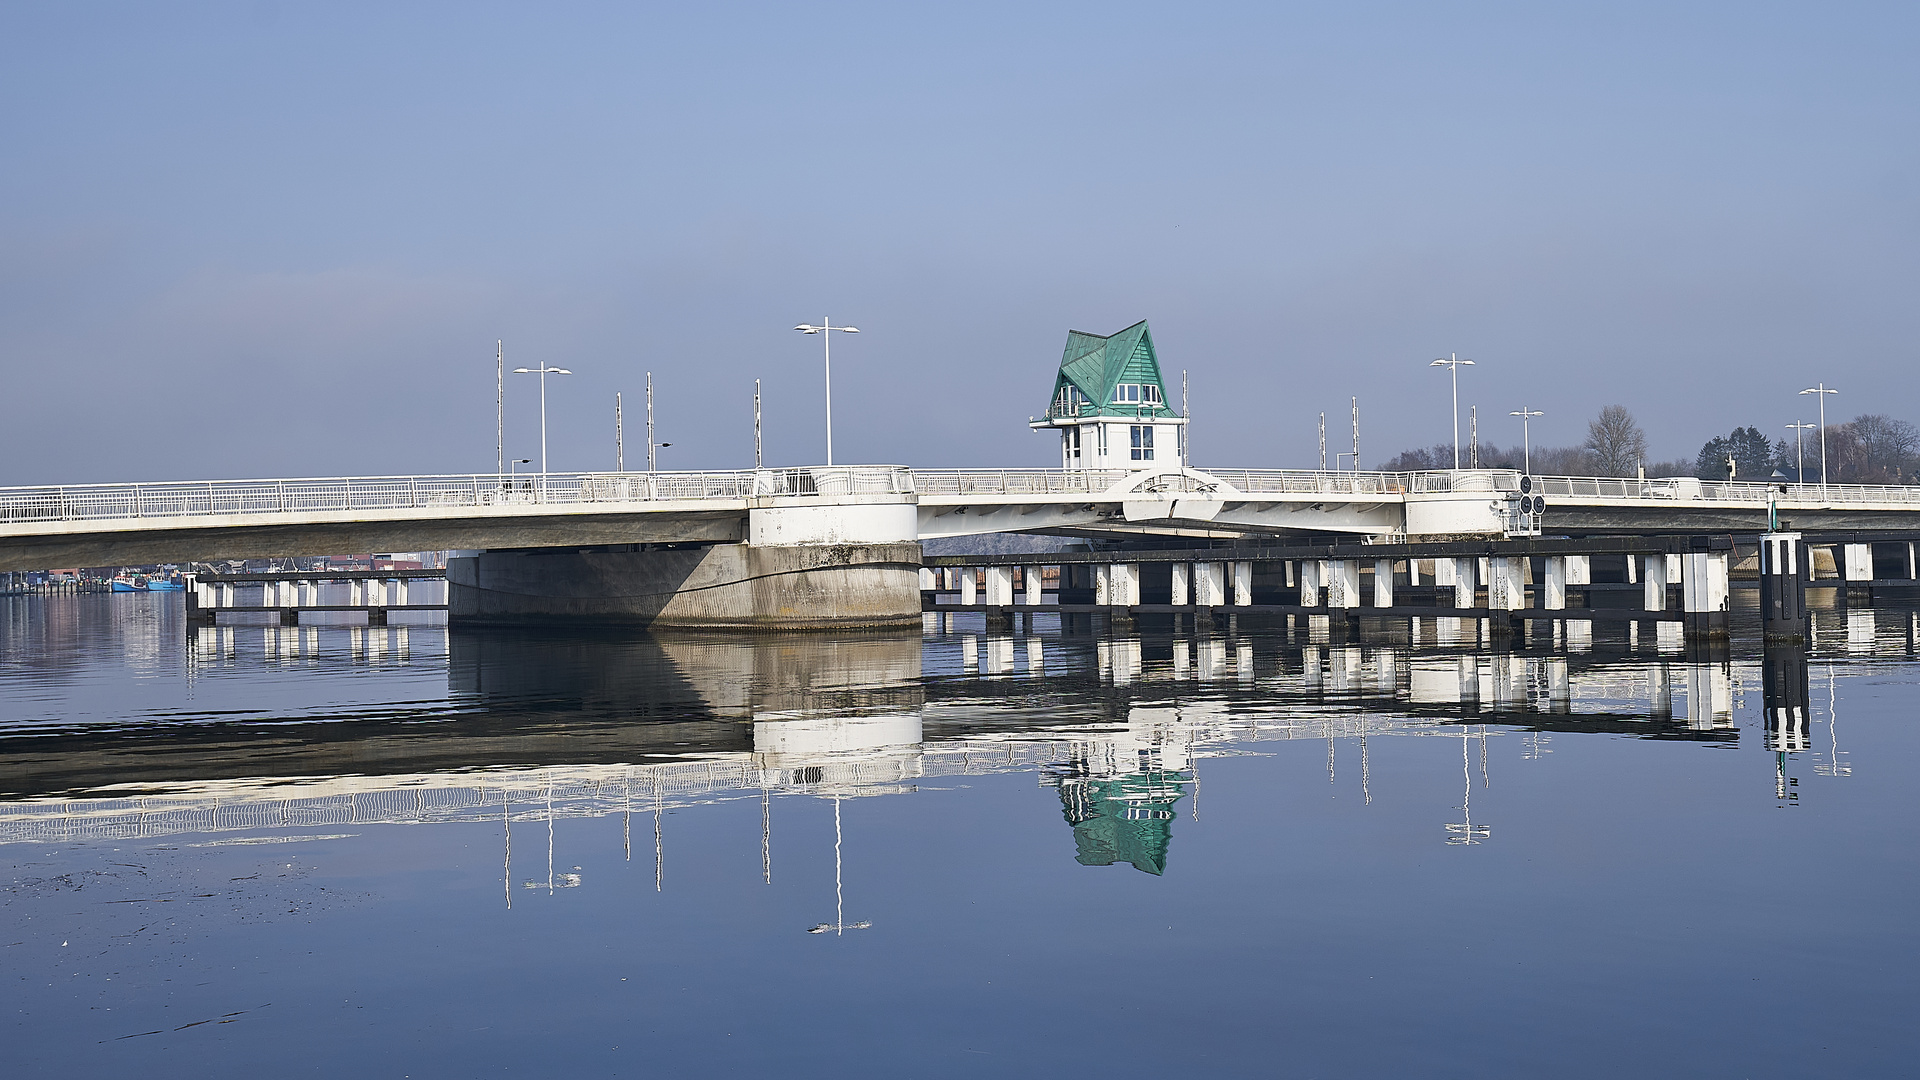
[[4, 593, 1920, 1078]]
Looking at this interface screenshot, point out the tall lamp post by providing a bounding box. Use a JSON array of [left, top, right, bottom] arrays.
[[792, 319, 860, 466], [1509, 407, 1544, 474], [1430, 354, 1475, 469], [1799, 384, 1839, 497], [512, 362, 573, 497], [1785, 422, 1816, 486]]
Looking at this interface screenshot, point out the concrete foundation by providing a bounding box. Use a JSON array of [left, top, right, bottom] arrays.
[[447, 542, 923, 629]]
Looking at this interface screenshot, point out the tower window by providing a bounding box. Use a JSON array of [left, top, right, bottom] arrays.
[[1131, 425, 1154, 461], [1110, 384, 1162, 405]]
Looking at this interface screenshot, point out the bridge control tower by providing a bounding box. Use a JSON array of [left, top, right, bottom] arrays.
[[1030, 320, 1187, 470]]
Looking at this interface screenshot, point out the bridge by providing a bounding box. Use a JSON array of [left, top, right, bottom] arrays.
[[9, 464, 1920, 561], [4, 463, 1920, 629], [7, 317, 1920, 631]]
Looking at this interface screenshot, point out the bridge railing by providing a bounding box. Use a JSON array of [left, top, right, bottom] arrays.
[[0, 466, 916, 527]]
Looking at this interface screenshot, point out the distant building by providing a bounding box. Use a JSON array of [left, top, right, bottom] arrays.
[[1030, 320, 1187, 471]]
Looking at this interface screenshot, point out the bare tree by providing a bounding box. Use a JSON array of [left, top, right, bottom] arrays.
[[1585, 405, 1648, 477]]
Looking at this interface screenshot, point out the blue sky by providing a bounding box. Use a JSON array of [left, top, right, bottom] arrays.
[[3, 2, 1915, 483]]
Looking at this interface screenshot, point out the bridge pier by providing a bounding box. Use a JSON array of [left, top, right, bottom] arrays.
[[448, 495, 921, 629]]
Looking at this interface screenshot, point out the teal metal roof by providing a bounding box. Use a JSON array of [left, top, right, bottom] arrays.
[[1046, 320, 1178, 420]]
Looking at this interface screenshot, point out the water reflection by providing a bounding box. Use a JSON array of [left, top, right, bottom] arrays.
[[5, 598, 1916, 875]]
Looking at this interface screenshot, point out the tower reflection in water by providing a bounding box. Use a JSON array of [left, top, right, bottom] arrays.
[[0, 622, 1795, 888]]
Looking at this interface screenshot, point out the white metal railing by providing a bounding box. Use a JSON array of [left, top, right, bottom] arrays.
[[7, 463, 1920, 529], [0, 466, 915, 527]]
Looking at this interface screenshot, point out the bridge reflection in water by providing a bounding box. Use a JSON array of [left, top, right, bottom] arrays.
[[1, 610, 1902, 880]]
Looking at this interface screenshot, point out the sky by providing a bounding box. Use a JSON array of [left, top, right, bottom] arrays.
[[2, 1, 1916, 485]]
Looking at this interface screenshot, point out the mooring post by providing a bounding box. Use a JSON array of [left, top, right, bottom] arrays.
[[1760, 532, 1809, 643]]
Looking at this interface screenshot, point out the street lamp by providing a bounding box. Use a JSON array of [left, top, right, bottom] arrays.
[[1509, 407, 1544, 474], [1430, 354, 1475, 470], [792, 319, 860, 466], [512, 362, 574, 496], [508, 458, 531, 492], [1785, 422, 1816, 486], [1799, 384, 1839, 497]]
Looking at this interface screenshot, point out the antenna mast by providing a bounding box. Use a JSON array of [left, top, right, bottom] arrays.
[[496, 341, 503, 480], [1351, 396, 1359, 471], [1181, 369, 1190, 466]]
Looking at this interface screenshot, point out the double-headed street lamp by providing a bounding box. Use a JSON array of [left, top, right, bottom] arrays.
[[1785, 422, 1816, 485], [512, 362, 574, 495], [1509, 407, 1544, 475], [1430, 354, 1475, 469], [792, 319, 860, 466], [1799, 383, 1839, 497]]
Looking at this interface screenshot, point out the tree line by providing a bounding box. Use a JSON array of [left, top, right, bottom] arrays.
[[1375, 405, 1920, 484]]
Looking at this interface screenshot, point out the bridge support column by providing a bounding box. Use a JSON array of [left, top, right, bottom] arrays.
[[1194, 562, 1225, 608], [1373, 559, 1394, 609], [1093, 564, 1110, 605], [1843, 542, 1873, 603], [985, 566, 1014, 607], [1565, 555, 1590, 587], [1171, 563, 1190, 607], [1449, 558, 1475, 610], [1488, 556, 1525, 639], [1642, 555, 1667, 611], [1296, 560, 1321, 607], [1683, 550, 1730, 641], [1023, 566, 1043, 606], [1232, 561, 1252, 606], [1760, 532, 1809, 643], [1543, 557, 1567, 610], [961, 568, 978, 606], [1327, 561, 1360, 609]]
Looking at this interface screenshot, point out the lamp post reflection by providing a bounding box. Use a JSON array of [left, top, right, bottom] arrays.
[[808, 796, 871, 936]]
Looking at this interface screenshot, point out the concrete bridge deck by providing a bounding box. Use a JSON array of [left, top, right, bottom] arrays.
[[6, 464, 1920, 572]]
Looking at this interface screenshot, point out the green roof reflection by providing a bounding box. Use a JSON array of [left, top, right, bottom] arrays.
[[1051, 769, 1189, 875]]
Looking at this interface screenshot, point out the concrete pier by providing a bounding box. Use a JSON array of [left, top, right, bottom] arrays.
[[447, 541, 922, 629]]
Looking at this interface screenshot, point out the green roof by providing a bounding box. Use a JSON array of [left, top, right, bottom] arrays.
[[1045, 320, 1178, 419]]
